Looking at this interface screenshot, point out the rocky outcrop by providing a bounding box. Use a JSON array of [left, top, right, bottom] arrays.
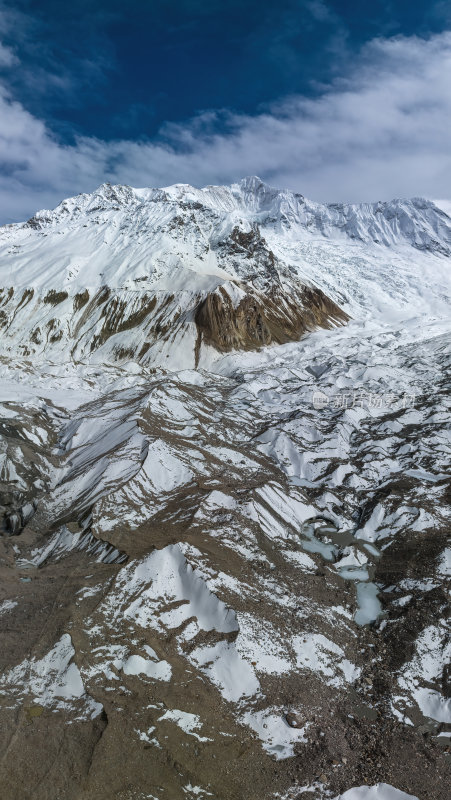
[[194, 282, 349, 356], [0, 278, 348, 368]]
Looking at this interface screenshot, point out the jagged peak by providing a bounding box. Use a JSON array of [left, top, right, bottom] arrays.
[[8, 175, 451, 266], [238, 175, 267, 191], [93, 181, 131, 197]]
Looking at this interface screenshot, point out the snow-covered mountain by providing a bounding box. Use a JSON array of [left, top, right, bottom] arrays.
[[0, 177, 450, 368], [0, 179, 450, 800], [3, 177, 451, 291]]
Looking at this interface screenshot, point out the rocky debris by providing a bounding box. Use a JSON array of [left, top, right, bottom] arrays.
[[285, 711, 304, 729], [0, 332, 448, 799]]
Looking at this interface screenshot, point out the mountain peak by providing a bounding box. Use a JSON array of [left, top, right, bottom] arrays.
[[1, 176, 449, 299], [239, 175, 267, 190]]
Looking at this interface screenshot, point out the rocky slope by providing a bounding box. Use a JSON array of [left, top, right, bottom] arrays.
[[0, 179, 450, 800]]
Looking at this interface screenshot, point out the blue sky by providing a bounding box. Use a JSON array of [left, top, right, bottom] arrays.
[[0, 0, 450, 221]]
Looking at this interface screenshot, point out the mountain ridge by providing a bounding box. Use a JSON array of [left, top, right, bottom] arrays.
[[0, 176, 449, 369]]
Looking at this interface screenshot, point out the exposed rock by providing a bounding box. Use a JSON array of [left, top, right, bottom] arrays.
[[5, 512, 21, 535], [73, 289, 89, 312], [194, 282, 348, 355], [43, 289, 68, 305], [285, 711, 304, 729]]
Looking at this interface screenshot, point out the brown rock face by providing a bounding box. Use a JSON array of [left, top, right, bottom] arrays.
[[194, 282, 349, 357]]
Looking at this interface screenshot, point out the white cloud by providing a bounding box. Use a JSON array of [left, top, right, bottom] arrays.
[[0, 31, 450, 222], [0, 41, 16, 66]]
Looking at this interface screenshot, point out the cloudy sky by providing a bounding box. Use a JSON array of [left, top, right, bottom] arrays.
[[0, 0, 450, 222]]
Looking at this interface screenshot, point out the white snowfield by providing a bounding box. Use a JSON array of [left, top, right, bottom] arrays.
[[335, 785, 419, 800], [0, 177, 450, 798], [0, 634, 102, 719]]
